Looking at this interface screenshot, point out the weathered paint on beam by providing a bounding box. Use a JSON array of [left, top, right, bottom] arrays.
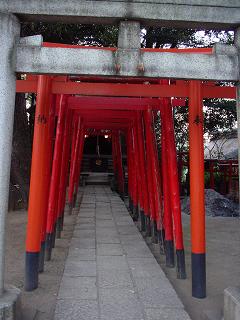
[[16, 45, 239, 81], [0, 0, 240, 29]]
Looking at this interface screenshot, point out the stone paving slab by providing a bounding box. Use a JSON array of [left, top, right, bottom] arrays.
[[54, 185, 191, 320], [58, 276, 97, 300], [68, 248, 96, 261]]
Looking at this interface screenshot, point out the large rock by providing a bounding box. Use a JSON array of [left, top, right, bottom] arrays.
[[181, 189, 239, 217]]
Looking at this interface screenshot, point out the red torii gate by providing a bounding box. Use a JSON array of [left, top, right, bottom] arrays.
[[16, 45, 237, 300], [16, 76, 236, 99]]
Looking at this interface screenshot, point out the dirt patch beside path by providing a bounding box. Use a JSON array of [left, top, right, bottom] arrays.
[[4, 206, 78, 320]]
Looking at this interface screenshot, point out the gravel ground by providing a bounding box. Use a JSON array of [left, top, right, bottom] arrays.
[[181, 189, 239, 217]]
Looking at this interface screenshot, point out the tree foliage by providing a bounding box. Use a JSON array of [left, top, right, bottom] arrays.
[[21, 22, 118, 46]]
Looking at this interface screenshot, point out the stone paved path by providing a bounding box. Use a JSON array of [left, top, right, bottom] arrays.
[[54, 186, 191, 320]]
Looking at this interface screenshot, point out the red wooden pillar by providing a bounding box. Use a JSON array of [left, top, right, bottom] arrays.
[[116, 130, 125, 198], [112, 130, 125, 197], [189, 80, 206, 298], [136, 112, 149, 232], [25, 75, 52, 291], [112, 132, 118, 191], [38, 94, 56, 273], [162, 101, 186, 279], [73, 124, 85, 204], [70, 116, 78, 177], [131, 125, 140, 220], [68, 116, 81, 213], [160, 108, 174, 267], [143, 108, 162, 242], [59, 112, 74, 226], [56, 108, 73, 238], [143, 114, 155, 237], [45, 95, 66, 261], [127, 127, 138, 217], [152, 113, 164, 242], [126, 129, 134, 212], [72, 128, 82, 206], [131, 124, 141, 220]]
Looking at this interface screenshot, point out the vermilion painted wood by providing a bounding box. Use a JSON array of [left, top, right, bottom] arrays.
[[115, 131, 125, 195], [57, 109, 73, 220], [112, 132, 120, 193], [136, 112, 150, 216], [162, 101, 184, 250], [55, 82, 189, 98], [60, 112, 74, 214], [126, 129, 133, 204], [160, 109, 174, 242], [70, 116, 78, 183], [26, 75, 52, 252], [83, 122, 131, 129], [152, 112, 163, 230], [137, 121, 147, 214], [73, 109, 136, 117], [43, 42, 212, 54], [16, 79, 236, 99], [189, 81, 206, 254], [68, 96, 161, 109], [112, 133, 117, 181], [68, 117, 81, 205], [131, 126, 139, 208], [143, 111, 156, 221], [128, 128, 137, 207], [143, 108, 162, 225], [41, 94, 56, 243], [46, 95, 67, 234], [133, 121, 143, 211], [73, 125, 85, 198]]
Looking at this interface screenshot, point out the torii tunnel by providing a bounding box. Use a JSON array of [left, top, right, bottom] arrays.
[[15, 43, 237, 300]]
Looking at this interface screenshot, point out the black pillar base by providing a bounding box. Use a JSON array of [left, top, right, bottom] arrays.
[[176, 249, 187, 279], [56, 217, 62, 239], [60, 214, 64, 231], [51, 225, 56, 248], [145, 216, 152, 237], [45, 233, 53, 261], [129, 198, 133, 213], [38, 241, 45, 273], [165, 240, 175, 268], [110, 177, 117, 192], [132, 205, 139, 221], [68, 202, 73, 215], [192, 253, 206, 298], [158, 229, 165, 255], [73, 192, 77, 208], [120, 192, 125, 201], [151, 220, 158, 244], [140, 210, 146, 232], [25, 252, 39, 291]]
